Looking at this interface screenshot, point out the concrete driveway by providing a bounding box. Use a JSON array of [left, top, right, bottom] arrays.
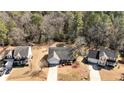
[[47, 66, 58, 81], [0, 74, 9, 81], [89, 65, 101, 81]]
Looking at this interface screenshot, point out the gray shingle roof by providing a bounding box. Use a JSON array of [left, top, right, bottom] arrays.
[[14, 46, 30, 59], [4, 50, 13, 59], [87, 50, 99, 59], [99, 49, 117, 58], [48, 47, 75, 61], [0, 61, 3, 67]]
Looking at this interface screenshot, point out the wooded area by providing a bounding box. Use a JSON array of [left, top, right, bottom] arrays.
[[0, 11, 124, 49]]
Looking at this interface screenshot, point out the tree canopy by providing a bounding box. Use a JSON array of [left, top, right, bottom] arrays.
[[0, 11, 124, 49]]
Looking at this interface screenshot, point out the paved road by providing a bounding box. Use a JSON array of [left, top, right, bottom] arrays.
[[89, 65, 101, 81], [47, 66, 58, 81]]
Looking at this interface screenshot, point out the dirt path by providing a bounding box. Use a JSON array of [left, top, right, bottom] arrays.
[[30, 46, 48, 71], [89, 65, 101, 81]]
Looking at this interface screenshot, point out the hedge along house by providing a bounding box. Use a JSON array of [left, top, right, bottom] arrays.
[[47, 47, 76, 66]]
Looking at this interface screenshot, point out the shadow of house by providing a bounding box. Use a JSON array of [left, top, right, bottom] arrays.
[[119, 50, 124, 57], [47, 47, 76, 66], [40, 54, 49, 69], [118, 50, 124, 63]]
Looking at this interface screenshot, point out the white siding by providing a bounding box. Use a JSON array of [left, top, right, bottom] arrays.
[[27, 46, 32, 59], [88, 58, 98, 64], [48, 51, 60, 64], [48, 57, 60, 64]]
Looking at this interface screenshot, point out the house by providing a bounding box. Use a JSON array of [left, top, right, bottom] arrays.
[[85, 50, 99, 64], [2, 46, 32, 66], [47, 47, 75, 66], [99, 50, 117, 59], [13, 46, 32, 65], [84, 49, 117, 68], [4, 50, 14, 59], [0, 46, 32, 76], [98, 50, 117, 67], [0, 50, 14, 75]]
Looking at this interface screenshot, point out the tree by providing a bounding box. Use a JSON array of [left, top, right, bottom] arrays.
[[41, 12, 65, 42], [82, 12, 113, 48], [109, 12, 124, 49], [31, 13, 43, 43], [73, 12, 84, 37], [0, 11, 124, 49], [8, 28, 26, 45], [0, 18, 8, 45]]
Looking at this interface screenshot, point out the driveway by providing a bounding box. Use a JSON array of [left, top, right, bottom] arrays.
[[0, 74, 9, 81], [47, 66, 58, 81], [89, 65, 101, 81]]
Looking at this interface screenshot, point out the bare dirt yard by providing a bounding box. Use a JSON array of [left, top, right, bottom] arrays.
[[58, 56, 90, 81], [7, 45, 49, 81], [99, 63, 124, 81]]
